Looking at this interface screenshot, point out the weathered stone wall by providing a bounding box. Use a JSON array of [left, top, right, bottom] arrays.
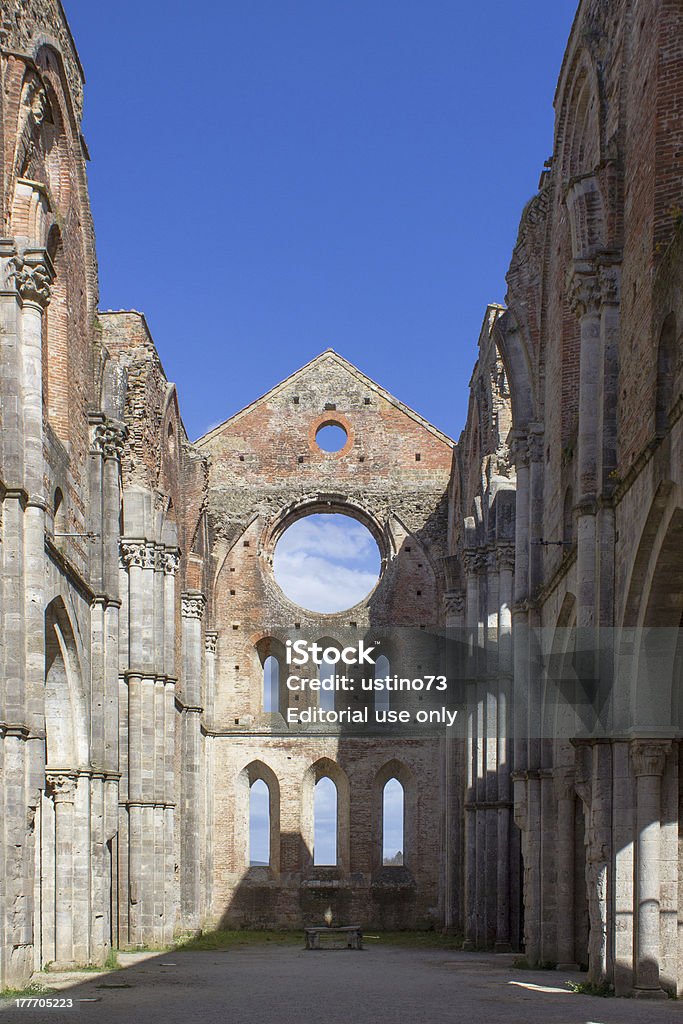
[[447, 307, 517, 949], [0, 0, 112, 986], [198, 351, 454, 929], [460, 0, 683, 997]]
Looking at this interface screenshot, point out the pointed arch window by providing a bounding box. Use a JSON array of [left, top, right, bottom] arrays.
[[263, 655, 279, 712], [314, 776, 338, 865], [382, 778, 404, 865], [249, 779, 271, 866]]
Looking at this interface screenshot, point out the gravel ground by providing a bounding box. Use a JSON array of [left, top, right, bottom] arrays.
[[3, 945, 683, 1024]]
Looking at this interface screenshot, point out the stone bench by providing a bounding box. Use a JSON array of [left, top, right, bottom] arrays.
[[304, 925, 363, 950]]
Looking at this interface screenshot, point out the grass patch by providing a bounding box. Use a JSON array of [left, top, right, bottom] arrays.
[[566, 979, 613, 997], [511, 957, 558, 971], [174, 929, 464, 952], [512, 957, 531, 970], [174, 929, 303, 951], [364, 931, 464, 950], [0, 983, 55, 999]]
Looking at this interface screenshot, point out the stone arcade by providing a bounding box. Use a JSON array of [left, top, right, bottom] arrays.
[[0, 0, 683, 1001]]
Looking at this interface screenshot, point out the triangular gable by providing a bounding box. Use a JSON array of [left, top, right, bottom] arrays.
[[195, 349, 455, 448]]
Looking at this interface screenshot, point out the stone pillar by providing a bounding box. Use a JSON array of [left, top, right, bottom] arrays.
[[596, 263, 620, 630], [630, 740, 671, 999], [496, 545, 514, 951], [462, 550, 480, 949], [526, 429, 544, 771], [163, 550, 180, 677], [3, 249, 54, 985], [575, 740, 611, 986], [119, 538, 158, 947], [443, 590, 464, 934], [464, 548, 487, 947], [568, 264, 601, 630], [554, 766, 579, 970], [180, 592, 206, 931], [485, 550, 499, 945], [162, 547, 179, 941], [204, 632, 218, 923], [46, 772, 77, 969], [510, 433, 529, 776]]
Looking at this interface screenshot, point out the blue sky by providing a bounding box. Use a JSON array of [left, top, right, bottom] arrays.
[[61, 0, 577, 442]]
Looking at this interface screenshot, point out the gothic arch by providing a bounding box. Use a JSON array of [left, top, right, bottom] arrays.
[[44, 597, 88, 768], [301, 758, 350, 873], [621, 491, 683, 732], [235, 760, 281, 874], [557, 52, 603, 184], [371, 759, 417, 872], [622, 481, 678, 629], [492, 311, 536, 433]]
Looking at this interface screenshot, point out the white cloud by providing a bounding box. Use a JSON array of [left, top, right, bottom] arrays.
[[274, 514, 381, 613]]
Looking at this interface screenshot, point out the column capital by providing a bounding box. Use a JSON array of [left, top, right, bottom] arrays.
[[567, 262, 600, 318], [630, 739, 671, 778], [443, 589, 465, 618], [162, 548, 180, 576], [45, 771, 77, 803], [120, 539, 156, 570], [10, 248, 54, 307], [91, 418, 128, 460], [496, 545, 515, 571], [509, 430, 529, 469], [462, 548, 484, 577], [182, 591, 206, 620], [205, 631, 218, 655]]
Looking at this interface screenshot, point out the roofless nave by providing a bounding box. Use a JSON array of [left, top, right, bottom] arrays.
[[1, 0, 683, 1000]]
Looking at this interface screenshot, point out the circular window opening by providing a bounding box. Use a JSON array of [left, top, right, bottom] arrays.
[[316, 423, 347, 453], [273, 512, 381, 613]]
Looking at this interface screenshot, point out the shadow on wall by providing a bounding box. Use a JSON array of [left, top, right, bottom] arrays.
[[214, 828, 418, 933]]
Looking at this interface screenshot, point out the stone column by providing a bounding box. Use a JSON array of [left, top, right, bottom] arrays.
[[554, 766, 579, 970], [443, 590, 464, 934], [526, 429, 544, 771], [496, 545, 514, 951], [575, 739, 611, 986], [568, 264, 600, 630], [16, 252, 53, 773], [509, 433, 529, 776], [162, 548, 179, 941], [462, 550, 480, 949], [5, 249, 54, 985], [119, 539, 156, 946], [596, 263, 620, 630], [46, 772, 77, 968], [163, 550, 180, 678], [204, 632, 218, 923], [485, 549, 499, 945], [180, 592, 206, 931], [630, 740, 671, 999]]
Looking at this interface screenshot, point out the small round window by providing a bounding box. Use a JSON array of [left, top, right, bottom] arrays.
[[273, 512, 381, 613], [316, 423, 347, 453]]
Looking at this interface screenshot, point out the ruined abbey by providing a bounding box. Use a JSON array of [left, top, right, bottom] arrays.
[[1, 0, 683, 1001]]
